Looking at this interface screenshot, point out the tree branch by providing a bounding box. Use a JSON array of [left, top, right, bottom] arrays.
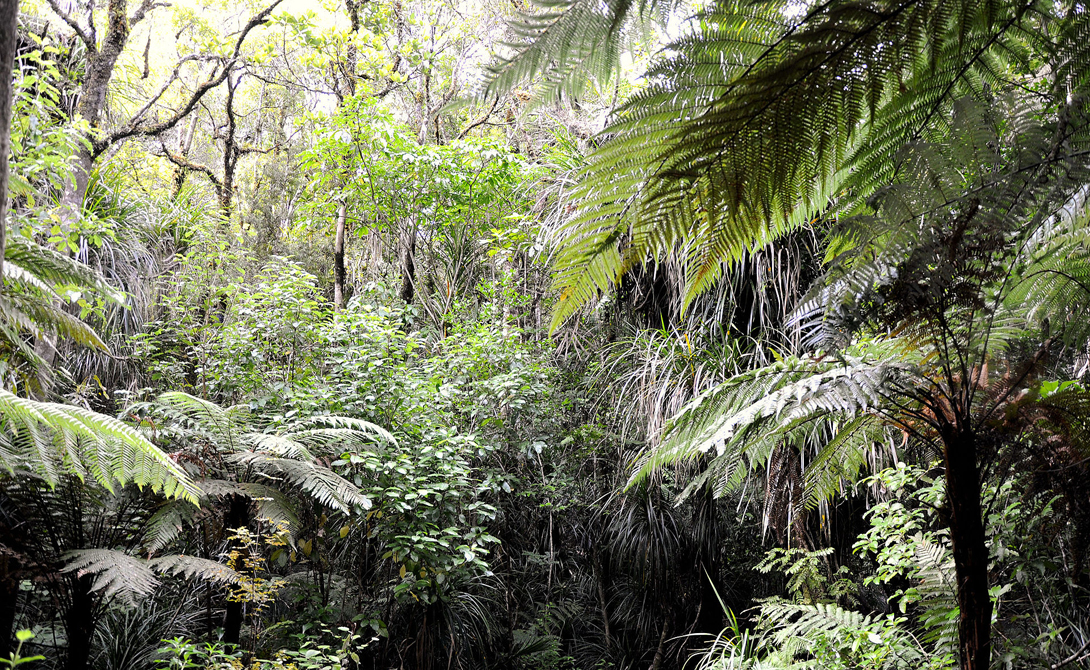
[[458, 96, 501, 140], [103, 0, 285, 149], [129, 0, 170, 29], [157, 141, 223, 190], [43, 0, 93, 50]]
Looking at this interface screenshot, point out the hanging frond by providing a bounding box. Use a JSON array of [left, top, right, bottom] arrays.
[[62, 548, 160, 606], [482, 0, 675, 101], [143, 498, 200, 553], [548, 0, 1068, 328], [0, 390, 199, 503]]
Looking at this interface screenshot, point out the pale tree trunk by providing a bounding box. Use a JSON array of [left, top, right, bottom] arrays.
[[171, 113, 200, 198], [334, 202, 347, 309], [330, 0, 360, 309], [58, 0, 135, 225], [0, 0, 18, 281]]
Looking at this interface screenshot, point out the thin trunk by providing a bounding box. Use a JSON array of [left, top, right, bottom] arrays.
[[63, 575, 96, 670], [594, 547, 612, 649], [399, 224, 416, 304], [334, 202, 347, 309], [222, 494, 250, 646], [171, 113, 200, 198], [650, 619, 669, 670], [0, 555, 17, 660], [0, 0, 19, 280], [943, 428, 992, 670]]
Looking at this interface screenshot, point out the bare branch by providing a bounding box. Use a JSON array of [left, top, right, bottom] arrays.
[[129, 0, 171, 29], [104, 0, 285, 149], [457, 96, 501, 140], [157, 140, 223, 190], [43, 0, 93, 50], [125, 55, 216, 131]]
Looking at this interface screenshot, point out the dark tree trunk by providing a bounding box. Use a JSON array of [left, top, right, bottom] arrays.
[[594, 546, 612, 648], [222, 494, 250, 646], [63, 575, 97, 670], [943, 428, 992, 670], [334, 202, 347, 309], [0, 0, 19, 280], [0, 555, 17, 661], [399, 224, 416, 304], [695, 487, 724, 635], [650, 618, 669, 670]]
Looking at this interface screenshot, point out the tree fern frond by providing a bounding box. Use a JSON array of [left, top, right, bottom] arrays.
[[0, 390, 199, 503], [143, 499, 200, 553], [150, 554, 241, 585], [549, 0, 1059, 328], [483, 0, 674, 101], [61, 548, 160, 605], [228, 452, 371, 512], [5, 237, 124, 301]]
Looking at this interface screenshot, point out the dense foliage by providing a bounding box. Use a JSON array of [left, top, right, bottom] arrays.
[[1, 1, 1090, 670]]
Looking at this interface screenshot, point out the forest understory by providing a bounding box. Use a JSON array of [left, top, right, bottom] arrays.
[[1, 1, 1090, 669]]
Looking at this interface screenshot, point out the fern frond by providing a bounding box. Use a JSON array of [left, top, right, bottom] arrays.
[[0, 390, 199, 503], [483, 0, 674, 101], [150, 554, 241, 585], [61, 548, 160, 605], [549, 0, 1058, 328], [228, 452, 371, 512]]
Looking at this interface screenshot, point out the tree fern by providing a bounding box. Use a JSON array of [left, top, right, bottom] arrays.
[[131, 392, 390, 555], [62, 548, 241, 606], [547, 0, 1080, 328], [0, 390, 199, 502]]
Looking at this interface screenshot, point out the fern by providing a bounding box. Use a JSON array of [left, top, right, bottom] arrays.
[[0, 390, 199, 503], [547, 0, 1080, 328], [482, 0, 675, 101], [62, 549, 241, 606], [61, 548, 161, 606]]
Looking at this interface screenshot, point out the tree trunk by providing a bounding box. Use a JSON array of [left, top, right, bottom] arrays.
[[60, 0, 133, 225], [64, 575, 97, 670], [0, 0, 19, 281], [0, 555, 17, 661], [943, 428, 992, 670], [334, 202, 347, 309], [222, 494, 250, 646], [399, 224, 416, 304], [594, 546, 612, 649], [650, 618, 669, 670], [695, 486, 724, 635]]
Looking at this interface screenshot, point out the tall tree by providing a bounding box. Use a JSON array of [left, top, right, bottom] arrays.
[[0, 0, 15, 283], [43, 0, 284, 223]]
